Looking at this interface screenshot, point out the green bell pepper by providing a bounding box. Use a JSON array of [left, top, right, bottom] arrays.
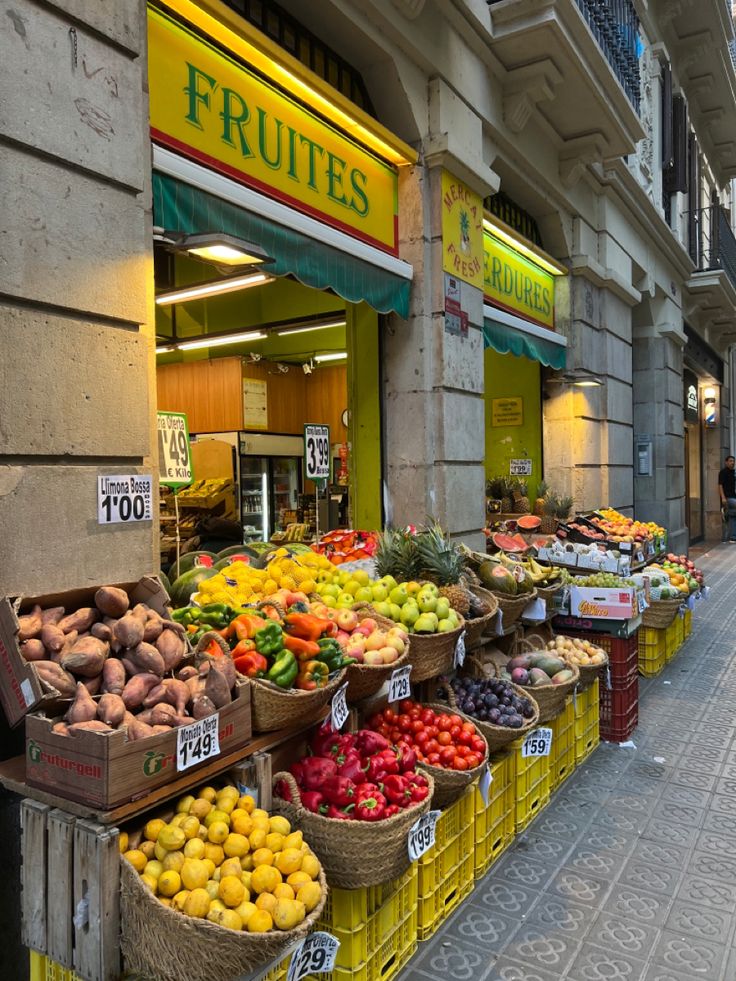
[[316, 637, 343, 669], [255, 622, 284, 656], [266, 651, 298, 688]]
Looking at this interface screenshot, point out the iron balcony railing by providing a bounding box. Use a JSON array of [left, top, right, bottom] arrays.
[[488, 0, 641, 112], [689, 206, 736, 294]]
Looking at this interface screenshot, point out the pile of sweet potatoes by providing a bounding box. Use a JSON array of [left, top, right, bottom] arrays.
[[18, 585, 236, 741]]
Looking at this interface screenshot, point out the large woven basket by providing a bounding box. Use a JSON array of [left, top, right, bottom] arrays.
[[535, 580, 564, 613], [464, 587, 499, 650], [120, 855, 327, 981], [416, 703, 489, 808], [525, 632, 607, 694], [514, 639, 580, 723], [272, 771, 433, 888], [346, 604, 411, 703], [491, 588, 538, 629], [438, 676, 539, 753], [248, 669, 347, 732], [641, 595, 684, 629], [408, 619, 465, 683]]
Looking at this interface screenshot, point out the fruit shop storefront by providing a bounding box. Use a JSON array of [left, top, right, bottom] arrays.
[[149, 0, 415, 551], [481, 216, 569, 520]]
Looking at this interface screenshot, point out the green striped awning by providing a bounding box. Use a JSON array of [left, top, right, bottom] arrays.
[[483, 312, 567, 370], [152, 172, 410, 318]]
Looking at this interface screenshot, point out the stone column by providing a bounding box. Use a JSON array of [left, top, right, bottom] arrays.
[[0, 0, 156, 595]]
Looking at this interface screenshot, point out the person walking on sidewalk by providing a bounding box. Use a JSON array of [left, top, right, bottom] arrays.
[[719, 454, 736, 542]]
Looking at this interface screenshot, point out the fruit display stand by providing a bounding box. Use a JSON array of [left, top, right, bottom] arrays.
[[473, 751, 514, 879], [574, 680, 600, 765]]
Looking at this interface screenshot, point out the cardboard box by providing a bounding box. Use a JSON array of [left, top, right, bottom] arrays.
[[25, 681, 252, 809], [569, 586, 639, 620], [0, 577, 174, 727]]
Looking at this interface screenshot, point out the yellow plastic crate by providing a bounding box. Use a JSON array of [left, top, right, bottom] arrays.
[[639, 625, 665, 648], [510, 735, 551, 832], [574, 680, 599, 736], [305, 905, 417, 981], [416, 848, 474, 941], [417, 784, 474, 865], [575, 720, 600, 765], [638, 643, 666, 677], [684, 608, 693, 637], [550, 699, 575, 791], [665, 616, 684, 662], [263, 962, 288, 981], [29, 953, 81, 981], [316, 865, 418, 970], [474, 751, 514, 879]]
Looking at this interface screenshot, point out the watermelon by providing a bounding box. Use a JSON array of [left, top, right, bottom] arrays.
[[492, 532, 529, 553], [168, 551, 218, 582], [516, 515, 541, 531], [218, 545, 251, 559], [169, 567, 218, 608], [158, 570, 172, 596], [479, 561, 517, 595], [215, 554, 251, 571]]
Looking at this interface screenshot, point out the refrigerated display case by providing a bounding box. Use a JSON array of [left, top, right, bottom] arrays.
[[239, 432, 303, 540]]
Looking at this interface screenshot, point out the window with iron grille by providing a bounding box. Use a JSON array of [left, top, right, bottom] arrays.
[[485, 192, 543, 248]]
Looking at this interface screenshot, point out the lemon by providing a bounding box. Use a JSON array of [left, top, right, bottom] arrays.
[[230, 811, 254, 837], [296, 881, 322, 913], [247, 910, 273, 933], [208, 899, 226, 914], [234, 900, 257, 925], [300, 854, 321, 880], [158, 870, 181, 898], [159, 897, 172, 908], [144, 818, 166, 842], [287, 871, 311, 889], [180, 858, 209, 891], [219, 875, 246, 908], [223, 833, 250, 858], [157, 825, 186, 852], [251, 808, 270, 825], [118, 832, 129, 854], [123, 850, 147, 873], [265, 832, 285, 853], [220, 857, 243, 880], [162, 851, 185, 873], [276, 849, 303, 876], [269, 815, 291, 836], [138, 841, 156, 860], [197, 786, 218, 803], [240, 853, 254, 872], [184, 838, 205, 860], [249, 828, 267, 851], [273, 898, 306, 931], [189, 799, 212, 821], [170, 814, 186, 828], [143, 860, 164, 881], [203, 843, 225, 866], [212, 908, 243, 931], [183, 888, 210, 918], [177, 795, 195, 813], [216, 797, 237, 816], [251, 847, 274, 867], [255, 892, 278, 914], [202, 859, 216, 879], [273, 883, 295, 901], [204, 809, 231, 829], [251, 865, 282, 894], [180, 816, 201, 840], [154, 842, 168, 863], [283, 831, 303, 851], [140, 874, 158, 894], [241, 870, 252, 891], [171, 889, 190, 912], [205, 880, 220, 901], [207, 821, 230, 845]]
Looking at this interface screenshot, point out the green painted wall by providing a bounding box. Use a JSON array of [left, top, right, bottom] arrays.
[[484, 348, 543, 500], [347, 303, 382, 529]]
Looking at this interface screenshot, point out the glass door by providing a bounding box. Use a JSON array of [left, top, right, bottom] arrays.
[[686, 421, 703, 543], [240, 453, 269, 542], [270, 457, 301, 535]]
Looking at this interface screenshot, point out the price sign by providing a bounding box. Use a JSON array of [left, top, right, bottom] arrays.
[[407, 810, 441, 861], [646, 540, 655, 557], [509, 458, 532, 476], [388, 665, 412, 703], [157, 412, 192, 488], [304, 424, 331, 481], [176, 713, 220, 771], [494, 609, 505, 636], [453, 630, 467, 668], [97, 475, 153, 524], [331, 682, 349, 731], [478, 765, 493, 806], [521, 728, 553, 758], [287, 932, 340, 981]]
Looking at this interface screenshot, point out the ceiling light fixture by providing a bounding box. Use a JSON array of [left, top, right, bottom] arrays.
[[276, 319, 347, 337], [155, 345, 175, 354], [177, 233, 273, 267], [177, 330, 266, 351], [155, 270, 274, 305], [314, 352, 348, 363], [545, 370, 604, 388]]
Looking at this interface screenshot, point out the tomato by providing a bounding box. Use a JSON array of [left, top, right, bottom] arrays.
[[426, 739, 440, 755], [411, 719, 424, 734], [452, 757, 469, 771], [400, 699, 414, 714], [455, 744, 470, 758], [465, 752, 482, 769], [427, 752, 441, 765], [368, 713, 384, 728], [420, 709, 435, 726], [458, 729, 473, 746], [426, 725, 439, 739], [390, 728, 402, 743], [439, 747, 456, 766], [377, 724, 391, 739], [471, 736, 486, 753], [449, 714, 463, 727], [415, 729, 430, 747], [450, 725, 462, 740], [384, 709, 397, 724], [398, 715, 413, 733], [461, 721, 475, 733], [437, 731, 452, 746], [437, 715, 453, 732], [409, 707, 421, 720]]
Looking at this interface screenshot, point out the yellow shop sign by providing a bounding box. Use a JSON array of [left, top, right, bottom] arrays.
[[148, 6, 398, 253], [484, 229, 555, 329], [441, 171, 484, 289]]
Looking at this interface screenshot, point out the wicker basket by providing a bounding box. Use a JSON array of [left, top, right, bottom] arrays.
[[535, 580, 564, 612], [525, 632, 606, 694], [437, 676, 539, 753], [514, 638, 580, 723], [491, 588, 538, 629], [464, 587, 499, 650], [120, 855, 328, 981], [272, 770, 433, 888], [345, 604, 411, 703], [248, 669, 347, 732], [641, 595, 684, 629], [408, 619, 465, 682], [416, 703, 489, 808]]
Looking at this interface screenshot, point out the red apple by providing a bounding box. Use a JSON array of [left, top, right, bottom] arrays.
[[335, 609, 359, 632], [379, 647, 399, 664]]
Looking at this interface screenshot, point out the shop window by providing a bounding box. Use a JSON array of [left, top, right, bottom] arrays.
[[484, 192, 543, 248]]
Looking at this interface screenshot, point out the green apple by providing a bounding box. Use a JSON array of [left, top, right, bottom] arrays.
[[336, 592, 355, 608], [414, 613, 438, 634], [416, 589, 437, 613], [389, 603, 403, 621], [423, 582, 439, 596], [373, 601, 392, 618], [322, 595, 336, 608], [400, 603, 420, 627], [389, 585, 409, 607], [435, 597, 450, 619], [322, 584, 340, 599], [447, 611, 459, 627], [344, 579, 362, 596], [370, 583, 388, 603], [381, 575, 398, 591], [437, 618, 454, 632], [354, 586, 374, 603], [352, 569, 370, 586]]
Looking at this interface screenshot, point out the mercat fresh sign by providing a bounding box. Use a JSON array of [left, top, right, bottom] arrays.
[[484, 229, 555, 330], [148, 6, 398, 253]]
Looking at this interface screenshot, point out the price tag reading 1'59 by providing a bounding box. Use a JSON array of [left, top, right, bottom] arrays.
[[176, 714, 220, 771], [331, 683, 349, 731], [521, 727, 553, 758], [304, 424, 331, 481], [407, 810, 441, 861]]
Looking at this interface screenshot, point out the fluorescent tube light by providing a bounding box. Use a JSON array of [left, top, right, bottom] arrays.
[[156, 345, 175, 354], [276, 319, 346, 337], [314, 352, 348, 363], [177, 331, 266, 351], [483, 217, 567, 276], [155, 271, 273, 305]]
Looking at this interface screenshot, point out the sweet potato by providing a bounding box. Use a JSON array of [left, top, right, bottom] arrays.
[[185, 674, 205, 702], [143, 611, 165, 643], [126, 642, 165, 677], [191, 694, 217, 720], [122, 673, 162, 710], [52, 722, 70, 737], [34, 661, 76, 698], [155, 630, 186, 672], [204, 661, 232, 709], [20, 639, 46, 662], [82, 675, 103, 696], [94, 586, 130, 619], [65, 683, 98, 724], [165, 679, 190, 716], [18, 605, 43, 641], [97, 693, 126, 727], [131, 603, 151, 622], [41, 607, 65, 626], [177, 665, 198, 682], [41, 623, 66, 653], [101, 658, 126, 696], [164, 619, 186, 638], [58, 608, 99, 635], [151, 724, 172, 734], [113, 614, 144, 650], [149, 703, 178, 726], [212, 654, 235, 690], [125, 718, 155, 742], [142, 683, 167, 709], [91, 622, 112, 643], [68, 721, 113, 735], [60, 636, 108, 678]]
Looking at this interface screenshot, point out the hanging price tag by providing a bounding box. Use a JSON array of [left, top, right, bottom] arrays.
[[177, 713, 220, 771], [453, 630, 467, 668], [521, 597, 546, 622], [678, 605, 685, 620], [287, 932, 340, 981], [703, 586, 711, 600], [572, 687, 578, 713], [388, 665, 412, 703], [331, 683, 349, 731], [494, 609, 504, 636], [521, 728, 553, 758], [687, 594, 696, 611], [478, 765, 493, 806], [605, 667, 612, 690], [407, 810, 441, 861]]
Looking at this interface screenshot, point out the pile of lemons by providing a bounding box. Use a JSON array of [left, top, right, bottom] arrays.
[[122, 785, 323, 933], [193, 549, 335, 607]]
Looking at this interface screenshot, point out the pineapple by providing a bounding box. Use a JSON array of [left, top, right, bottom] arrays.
[[540, 492, 559, 535], [500, 477, 514, 514], [486, 476, 506, 503], [374, 528, 422, 582], [556, 496, 574, 521], [512, 478, 531, 514], [533, 480, 548, 517], [415, 521, 471, 616], [374, 527, 402, 580]]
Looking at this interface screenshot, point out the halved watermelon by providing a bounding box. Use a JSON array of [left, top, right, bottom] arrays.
[[215, 554, 251, 571], [492, 532, 529, 553], [169, 567, 218, 607], [516, 515, 541, 531], [168, 551, 218, 582]]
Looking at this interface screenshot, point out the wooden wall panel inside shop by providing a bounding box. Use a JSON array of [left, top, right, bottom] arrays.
[[156, 358, 347, 436]]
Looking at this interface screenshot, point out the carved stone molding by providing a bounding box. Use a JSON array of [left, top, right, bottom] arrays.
[[502, 61, 563, 134], [559, 134, 607, 188], [390, 0, 426, 19]]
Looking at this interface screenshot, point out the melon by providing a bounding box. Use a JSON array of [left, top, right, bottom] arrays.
[[158, 570, 171, 597], [169, 567, 218, 608], [217, 545, 251, 559], [514, 568, 535, 595], [516, 515, 541, 531], [479, 562, 517, 595], [168, 551, 218, 582], [492, 532, 529, 554], [214, 554, 251, 571]]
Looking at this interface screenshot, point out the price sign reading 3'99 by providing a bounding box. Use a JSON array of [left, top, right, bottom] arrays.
[[304, 424, 330, 481]]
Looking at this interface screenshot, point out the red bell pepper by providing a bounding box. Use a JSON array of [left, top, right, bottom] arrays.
[[338, 751, 367, 783], [394, 741, 417, 773], [300, 756, 338, 791], [354, 781, 381, 797], [327, 804, 355, 820], [274, 779, 292, 802], [290, 760, 307, 785], [301, 791, 327, 814], [321, 776, 357, 807], [284, 612, 335, 642], [282, 634, 322, 660], [376, 748, 400, 775], [233, 650, 268, 678], [382, 774, 413, 807], [355, 730, 390, 756], [355, 791, 386, 821], [384, 804, 400, 818], [311, 725, 351, 759], [406, 775, 429, 803]]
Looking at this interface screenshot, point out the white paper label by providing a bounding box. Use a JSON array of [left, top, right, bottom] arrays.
[[97, 474, 153, 524], [703, 586, 711, 600], [454, 630, 467, 668], [522, 597, 546, 622], [678, 606, 685, 619], [388, 665, 412, 704], [521, 727, 553, 758], [287, 932, 340, 981], [494, 609, 504, 636], [605, 667, 612, 690], [157, 412, 192, 488], [478, 765, 493, 806], [21, 678, 35, 708], [687, 595, 696, 611], [572, 687, 578, 714], [176, 713, 220, 771], [407, 810, 441, 861], [304, 424, 331, 481], [330, 682, 349, 731]]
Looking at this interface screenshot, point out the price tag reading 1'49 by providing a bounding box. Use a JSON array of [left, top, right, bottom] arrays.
[[388, 664, 412, 703], [287, 932, 340, 981], [331, 682, 349, 731], [176, 714, 220, 771], [407, 810, 441, 861]]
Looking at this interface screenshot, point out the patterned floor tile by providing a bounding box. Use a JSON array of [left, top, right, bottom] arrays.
[[584, 912, 659, 958], [499, 923, 581, 975], [715, 774, 736, 795], [650, 798, 705, 827], [641, 963, 706, 981], [483, 958, 561, 981], [547, 867, 612, 907], [649, 929, 726, 978], [708, 793, 736, 817], [617, 856, 681, 897], [440, 904, 521, 952], [590, 807, 645, 837], [664, 898, 735, 944], [657, 783, 711, 809], [581, 825, 638, 855], [638, 816, 698, 849], [512, 832, 575, 866], [493, 854, 558, 891], [531, 810, 593, 842], [565, 942, 647, 981], [675, 874, 736, 913], [602, 884, 672, 927], [687, 849, 736, 885], [408, 937, 496, 980], [523, 894, 593, 940], [627, 760, 672, 782], [666, 767, 716, 792], [470, 879, 542, 918], [701, 808, 736, 838], [564, 846, 625, 880], [628, 839, 688, 869]]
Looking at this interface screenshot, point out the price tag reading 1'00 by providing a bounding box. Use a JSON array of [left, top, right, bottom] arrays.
[[176, 713, 220, 771], [331, 683, 349, 731], [408, 810, 441, 861], [287, 932, 340, 981], [388, 664, 412, 703]]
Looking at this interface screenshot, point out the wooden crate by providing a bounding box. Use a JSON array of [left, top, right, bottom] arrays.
[[21, 801, 120, 981]]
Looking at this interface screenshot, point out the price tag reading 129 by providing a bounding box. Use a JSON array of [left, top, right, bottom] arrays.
[[331, 682, 349, 731], [287, 932, 340, 981], [176, 714, 220, 771], [388, 664, 412, 703], [408, 810, 441, 861], [304, 424, 331, 481]]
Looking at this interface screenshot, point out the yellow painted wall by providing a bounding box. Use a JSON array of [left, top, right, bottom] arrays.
[[484, 349, 543, 500]]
